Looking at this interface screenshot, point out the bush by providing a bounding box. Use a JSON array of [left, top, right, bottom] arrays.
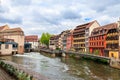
[[0, 60, 33, 80]]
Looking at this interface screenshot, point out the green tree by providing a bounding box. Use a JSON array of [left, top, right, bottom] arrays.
[[94, 50, 100, 55], [40, 32, 51, 48]]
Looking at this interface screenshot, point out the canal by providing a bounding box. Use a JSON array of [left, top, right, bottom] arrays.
[[1, 52, 120, 80]]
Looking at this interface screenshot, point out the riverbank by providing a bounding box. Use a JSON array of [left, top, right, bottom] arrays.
[[0, 59, 49, 80], [39, 49, 120, 69], [1, 52, 120, 80]]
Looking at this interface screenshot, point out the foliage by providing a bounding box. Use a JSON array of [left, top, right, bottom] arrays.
[[0, 60, 33, 80], [56, 47, 61, 50], [94, 49, 100, 55], [40, 32, 51, 47]]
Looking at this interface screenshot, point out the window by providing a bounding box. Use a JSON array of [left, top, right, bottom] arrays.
[[102, 36, 104, 39], [102, 42, 104, 46], [5, 44, 9, 49]]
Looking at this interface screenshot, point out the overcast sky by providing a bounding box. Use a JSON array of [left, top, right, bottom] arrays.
[[0, 0, 120, 37]]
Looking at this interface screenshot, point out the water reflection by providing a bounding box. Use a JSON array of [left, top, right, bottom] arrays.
[[61, 57, 120, 80]]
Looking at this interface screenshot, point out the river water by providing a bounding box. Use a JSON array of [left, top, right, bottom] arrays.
[[1, 52, 120, 80]]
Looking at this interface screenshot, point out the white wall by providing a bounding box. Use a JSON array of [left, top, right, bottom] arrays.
[[28, 42, 39, 49], [0, 44, 17, 55]]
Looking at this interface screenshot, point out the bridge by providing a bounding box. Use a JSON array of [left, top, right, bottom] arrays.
[[64, 51, 111, 60], [39, 48, 111, 61]]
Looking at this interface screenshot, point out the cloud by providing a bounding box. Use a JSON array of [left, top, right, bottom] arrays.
[[0, 0, 120, 37], [11, 0, 31, 6], [0, 5, 9, 13], [0, 15, 22, 24], [62, 9, 81, 20]]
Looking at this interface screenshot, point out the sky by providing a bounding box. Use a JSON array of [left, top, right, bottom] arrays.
[[0, 0, 120, 37]]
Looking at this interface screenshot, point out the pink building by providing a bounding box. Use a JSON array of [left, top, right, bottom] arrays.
[[66, 30, 73, 51]]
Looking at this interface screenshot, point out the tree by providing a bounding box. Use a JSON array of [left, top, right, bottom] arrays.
[[94, 49, 100, 55], [40, 32, 51, 48]]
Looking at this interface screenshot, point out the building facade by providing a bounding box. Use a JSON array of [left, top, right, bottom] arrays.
[[66, 30, 73, 51], [73, 20, 100, 52], [89, 24, 108, 56], [89, 22, 120, 59], [0, 38, 18, 55], [49, 35, 59, 50], [105, 23, 119, 59], [58, 30, 70, 50], [0, 25, 24, 54], [25, 35, 39, 49]]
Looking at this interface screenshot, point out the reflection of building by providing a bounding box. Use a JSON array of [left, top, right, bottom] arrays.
[[25, 35, 38, 49], [73, 20, 100, 52], [0, 38, 18, 55], [0, 25, 24, 54]]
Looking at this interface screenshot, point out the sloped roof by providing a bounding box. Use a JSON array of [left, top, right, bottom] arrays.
[[76, 20, 98, 29], [0, 38, 14, 42], [5, 42, 18, 44], [93, 23, 117, 32], [91, 23, 118, 36], [0, 25, 9, 31], [2, 27, 23, 32]]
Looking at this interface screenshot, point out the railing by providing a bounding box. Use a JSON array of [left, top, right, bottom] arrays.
[[107, 33, 118, 37], [73, 37, 85, 40], [106, 40, 118, 43]]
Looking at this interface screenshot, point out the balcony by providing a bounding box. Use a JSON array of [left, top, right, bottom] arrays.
[[89, 45, 104, 48], [74, 28, 85, 32], [73, 37, 85, 40], [107, 33, 118, 37], [73, 31, 85, 36], [73, 42, 85, 44], [106, 40, 118, 43]]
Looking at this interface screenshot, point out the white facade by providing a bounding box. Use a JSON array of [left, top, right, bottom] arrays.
[[0, 43, 17, 55], [28, 42, 39, 49]]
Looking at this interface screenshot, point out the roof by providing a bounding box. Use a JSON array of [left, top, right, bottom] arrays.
[[93, 23, 117, 32], [0, 25, 9, 31], [0, 42, 2, 44], [24, 42, 32, 45], [25, 35, 38, 42], [2, 27, 23, 33], [76, 20, 98, 29], [91, 23, 118, 36], [0, 38, 14, 42], [25, 35, 38, 37], [4, 42, 18, 44]]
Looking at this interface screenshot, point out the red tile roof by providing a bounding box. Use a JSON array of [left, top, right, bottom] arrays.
[[25, 35, 38, 42], [91, 23, 118, 36], [76, 20, 98, 29]]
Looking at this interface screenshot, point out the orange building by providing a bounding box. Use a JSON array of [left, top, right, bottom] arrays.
[[89, 23, 118, 56], [66, 30, 73, 51]]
